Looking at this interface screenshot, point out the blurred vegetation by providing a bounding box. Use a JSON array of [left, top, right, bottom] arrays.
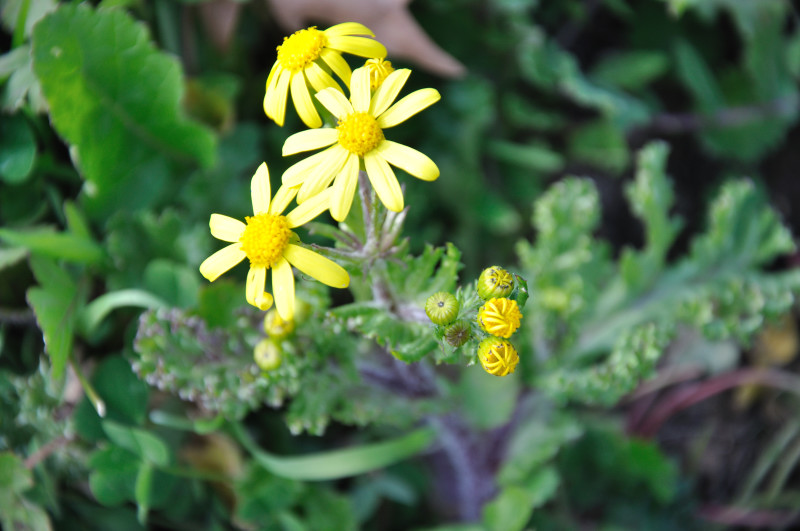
[[3, 0, 800, 529]]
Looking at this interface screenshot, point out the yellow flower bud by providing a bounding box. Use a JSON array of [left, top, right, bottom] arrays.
[[477, 337, 519, 377], [254, 339, 282, 371], [364, 58, 394, 90], [263, 308, 295, 339], [477, 266, 514, 300], [425, 292, 459, 325], [477, 297, 522, 338]]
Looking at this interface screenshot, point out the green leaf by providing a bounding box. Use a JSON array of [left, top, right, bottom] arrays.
[[483, 467, 559, 531], [134, 461, 153, 524], [486, 140, 565, 173], [143, 259, 200, 308], [231, 423, 435, 481], [78, 289, 168, 336], [0, 226, 104, 264], [102, 420, 170, 467], [0, 452, 53, 531], [0, 452, 32, 493], [88, 445, 138, 506], [590, 51, 669, 90], [673, 39, 724, 112], [0, 246, 27, 271], [567, 119, 629, 174], [25, 256, 84, 378], [457, 367, 520, 430], [31, 4, 216, 220], [0, 113, 36, 184]]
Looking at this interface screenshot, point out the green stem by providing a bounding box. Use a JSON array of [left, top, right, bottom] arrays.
[[70, 357, 106, 417]]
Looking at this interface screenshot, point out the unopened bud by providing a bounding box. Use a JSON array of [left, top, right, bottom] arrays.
[[477, 266, 514, 300], [425, 292, 459, 325], [444, 320, 472, 347], [254, 339, 282, 372]]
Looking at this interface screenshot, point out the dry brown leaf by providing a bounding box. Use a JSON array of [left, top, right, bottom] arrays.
[[266, 0, 465, 78]]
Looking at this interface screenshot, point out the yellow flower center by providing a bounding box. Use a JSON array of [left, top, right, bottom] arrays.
[[276, 27, 327, 73], [337, 112, 384, 156], [365, 58, 394, 90], [239, 214, 291, 268]]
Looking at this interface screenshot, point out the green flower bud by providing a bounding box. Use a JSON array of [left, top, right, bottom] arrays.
[[477, 336, 519, 377], [477, 266, 514, 300], [254, 339, 282, 372], [444, 320, 472, 347], [425, 292, 459, 325], [263, 308, 294, 339]]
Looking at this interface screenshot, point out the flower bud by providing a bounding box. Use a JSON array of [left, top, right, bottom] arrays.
[[477, 266, 514, 300], [254, 339, 282, 371], [425, 292, 459, 325], [364, 58, 394, 90], [478, 297, 522, 338], [444, 320, 472, 347], [263, 308, 295, 339], [477, 337, 519, 377]]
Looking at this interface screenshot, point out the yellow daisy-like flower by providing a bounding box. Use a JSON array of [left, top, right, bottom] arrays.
[[477, 297, 522, 338], [281, 66, 441, 221], [264, 23, 387, 128], [364, 58, 394, 90], [478, 337, 519, 377], [199, 162, 349, 320]]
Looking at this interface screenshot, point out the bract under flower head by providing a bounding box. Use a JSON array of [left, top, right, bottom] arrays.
[[264, 23, 387, 129], [198, 162, 349, 320], [282, 66, 441, 221]]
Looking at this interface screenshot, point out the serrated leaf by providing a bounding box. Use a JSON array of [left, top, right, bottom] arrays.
[[31, 4, 216, 220], [26, 256, 83, 378], [102, 420, 170, 467], [0, 226, 104, 264]]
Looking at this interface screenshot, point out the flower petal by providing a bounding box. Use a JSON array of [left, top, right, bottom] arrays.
[[376, 141, 440, 181], [319, 48, 352, 87], [290, 72, 322, 128], [246, 266, 272, 310], [199, 244, 245, 282], [330, 153, 359, 222], [327, 35, 387, 59], [209, 214, 245, 242], [285, 244, 350, 288], [269, 184, 300, 216], [268, 69, 292, 127], [283, 128, 338, 156], [364, 151, 404, 212], [297, 146, 348, 203], [282, 146, 337, 187], [251, 162, 271, 214], [263, 64, 282, 117], [349, 66, 371, 112], [286, 188, 332, 227], [315, 87, 353, 119], [369, 68, 410, 117], [272, 257, 295, 321], [306, 61, 342, 93], [377, 88, 441, 129], [324, 22, 375, 38]]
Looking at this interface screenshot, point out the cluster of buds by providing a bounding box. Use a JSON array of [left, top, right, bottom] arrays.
[[254, 308, 296, 372], [424, 266, 527, 377]]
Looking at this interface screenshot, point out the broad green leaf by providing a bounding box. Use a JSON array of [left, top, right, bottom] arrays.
[[143, 259, 200, 308], [231, 423, 435, 481], [0, 112, 36, 184], [102, 420, 170, 467], [78, 289, 168, 336], [483, 467, 559, 531], [88, 445, 138, 506], [31, 4, 216, 220], [458, 367, 519, 430], [26, 256, 84, 378], [0, 226, 104, 264], [590, 51, 669, 90]]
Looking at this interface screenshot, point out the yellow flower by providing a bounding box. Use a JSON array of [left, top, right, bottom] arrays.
[[478, 337, 519, 377], [364, 58, 394, 90], [477, 297, 522, 338], [199, 162, 349, 320], [281, 66, 441, 221], [264, 23, 387, 128]]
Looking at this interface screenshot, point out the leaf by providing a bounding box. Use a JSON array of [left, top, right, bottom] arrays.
[[231, 423, 435, 481], [0, 246, 27, 271], [31, 4, 216, 220], [78, 289, 168, 336], [88, 445, 139, 506], [483, 467, 559, 531], [673, 39, 724, 112], [0, 453, 53, 531], [26, 256, 84, 379], [143, 259, 200, 308], [457, 367, 520, 430], [0, 113, 36, 184], [486, 140, 564, 173], [590, 51, 669, 90], [134, 461, 153, 524], [0, 226, 104, 264], [567, 119, 629, 174], [102, 420, 170, 467]]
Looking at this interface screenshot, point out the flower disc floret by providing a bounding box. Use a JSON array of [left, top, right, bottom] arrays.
[[477, 266, 514, 299], [276, 27, 327, 72], [337, 112, 385, 156], [365, 58, 394, 89], [478, 297, 522, 338], [240, 214, 291, 268], [478, 337, 519, 377], [425, 292, 459, 325]]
